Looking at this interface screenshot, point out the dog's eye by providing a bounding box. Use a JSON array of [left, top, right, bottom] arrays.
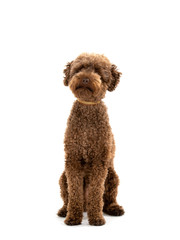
[[94, 68, 103, 80], [76, 66, 84, 73], [94, 68, 100, 74]]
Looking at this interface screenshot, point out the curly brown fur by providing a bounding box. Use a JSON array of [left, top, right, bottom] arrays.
[[57, 171, 68, 217], [58, 53, 124, 226]]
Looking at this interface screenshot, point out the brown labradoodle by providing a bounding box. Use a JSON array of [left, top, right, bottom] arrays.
[[57, 53, 124, 226]]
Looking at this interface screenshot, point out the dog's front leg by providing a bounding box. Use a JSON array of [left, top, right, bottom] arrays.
[[87, 165, 108, 226], [64, 161, 84, 225]]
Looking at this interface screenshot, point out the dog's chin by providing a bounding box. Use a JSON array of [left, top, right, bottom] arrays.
[[71, 86, 96, 101], [75, 86, 93, 93]]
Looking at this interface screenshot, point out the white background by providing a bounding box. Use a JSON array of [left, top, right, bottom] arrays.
[[0, 0, 180, 239]]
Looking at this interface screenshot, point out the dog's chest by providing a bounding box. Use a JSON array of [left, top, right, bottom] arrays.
[[73, 117, 102, 147], [75, 119, 106, 161], [67, 114, 108, 147], [64, 102, 112, 162]]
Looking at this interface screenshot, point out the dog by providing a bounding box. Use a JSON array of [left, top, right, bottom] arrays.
[[57, 53, 124, 226]]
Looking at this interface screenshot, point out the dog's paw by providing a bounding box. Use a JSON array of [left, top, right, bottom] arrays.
[[57, 207, 67, 217], [103, 204, 125, 216], [64, 216, 82, 226], [89, 217, 106, 226]]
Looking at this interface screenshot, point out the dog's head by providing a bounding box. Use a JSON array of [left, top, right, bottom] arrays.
[[63, 53, 121, 102]]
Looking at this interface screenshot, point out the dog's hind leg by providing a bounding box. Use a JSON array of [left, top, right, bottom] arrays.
[[103, 167, 125, 216], [57, 171, 68, 217]]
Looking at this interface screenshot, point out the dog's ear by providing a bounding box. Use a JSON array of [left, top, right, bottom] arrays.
[[108, 64, 122, 91], [63, 61, 73, 86]]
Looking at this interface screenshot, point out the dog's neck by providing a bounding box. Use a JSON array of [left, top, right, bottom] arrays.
[[77, 98, 101, 105], [71, 100, 109, 124]]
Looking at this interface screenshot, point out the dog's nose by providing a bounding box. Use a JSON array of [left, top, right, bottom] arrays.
[[82, 78, 89, 84]]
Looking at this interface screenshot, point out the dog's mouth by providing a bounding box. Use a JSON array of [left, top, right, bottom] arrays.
[[75, 86, 93, 93]]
